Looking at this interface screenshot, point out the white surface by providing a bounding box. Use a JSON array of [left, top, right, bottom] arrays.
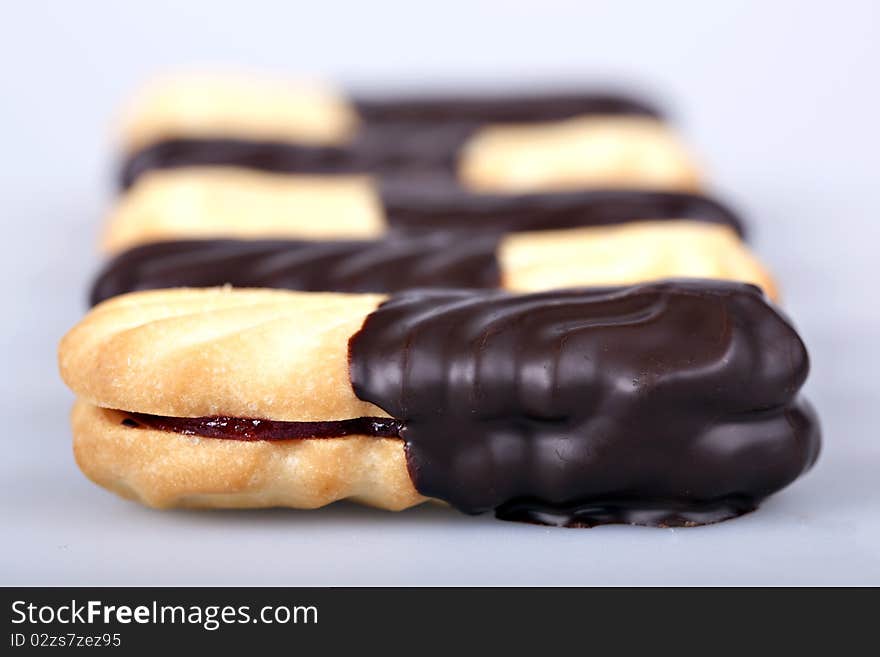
[[2, 0, 878, 585]]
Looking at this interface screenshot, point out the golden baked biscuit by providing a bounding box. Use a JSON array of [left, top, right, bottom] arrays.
[[60, 289, 386, 421], [102, 168, 385, 253], [119, 73, 358, 153], [501, 221, 778, 299], [72, 402, 422, 510], [61, 288, 414, 510], [459, 115, 702, 193]]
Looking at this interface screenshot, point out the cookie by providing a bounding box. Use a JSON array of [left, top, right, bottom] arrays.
[[117, 74, 700, 192], [102, 166, 741, 253], [458, 115, 701, 192], [59, 282, 819, 526], [119, 74, 358, 155], [91, 221, 777, 304]]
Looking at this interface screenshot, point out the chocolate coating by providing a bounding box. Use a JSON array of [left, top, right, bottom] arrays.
[[352, 91, 660, 124], [120, 90, 661, 188], [90, 236, 500, 306], [381, 185, 745, 238], [348, 280, 820, 526]]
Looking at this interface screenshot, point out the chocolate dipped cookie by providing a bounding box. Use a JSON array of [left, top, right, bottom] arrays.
[[92, 221, 777, 304], [118, 74, 701, 193], [58, 281, 819, 526]]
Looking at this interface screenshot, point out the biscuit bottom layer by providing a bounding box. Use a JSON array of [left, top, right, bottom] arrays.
[[121, 412, 403, 441], [111, 407, 807, 528], [73, 403, 424, 511]]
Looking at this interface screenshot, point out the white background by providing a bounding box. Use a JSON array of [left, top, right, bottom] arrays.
[[2, 0, 878, 585]]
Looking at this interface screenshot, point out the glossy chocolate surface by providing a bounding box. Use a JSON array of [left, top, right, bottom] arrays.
[[119, 90, 661, 187], [352, 91, 660, 123], [122, 413, 402, 441], [349, 280, 820, 526], [381, 185, 745, 237], [90, 235, 500, 306]]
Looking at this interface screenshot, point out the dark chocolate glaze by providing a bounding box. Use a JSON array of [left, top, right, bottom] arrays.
[[119, 91, 661, 188], [120, 139, 358, 190], [352, 91, 660, 124], [348, 280, 820, 527], [122, 413, 402, 441], [90, 235, 500, 306], [381, 185, 745, 238]]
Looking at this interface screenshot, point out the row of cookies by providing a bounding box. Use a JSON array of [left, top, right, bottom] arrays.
[[100, 75, 774, 298], [59, 74, 818, 526]]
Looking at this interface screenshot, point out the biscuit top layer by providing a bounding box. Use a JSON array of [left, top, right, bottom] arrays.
[[102, 167, 386, 254], [59, 288, 388, 421], [459, 116, 702, 193], [119, 75, 359, 153]]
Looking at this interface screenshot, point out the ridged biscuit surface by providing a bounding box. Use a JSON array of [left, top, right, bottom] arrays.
[[59, 287, 388, 421]]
